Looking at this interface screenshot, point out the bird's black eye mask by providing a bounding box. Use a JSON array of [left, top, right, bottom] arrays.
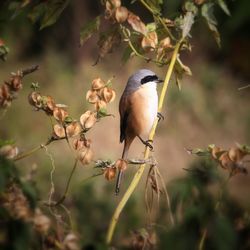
[[140, 75, 159, 85]]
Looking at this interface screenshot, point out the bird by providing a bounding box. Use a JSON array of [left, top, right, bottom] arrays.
[[115, 69, 163, 194]]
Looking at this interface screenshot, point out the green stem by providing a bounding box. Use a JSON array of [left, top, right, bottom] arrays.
[[140, 0, 175, 40], [106, 39, 183, 245], [198, 228, 207, 250]]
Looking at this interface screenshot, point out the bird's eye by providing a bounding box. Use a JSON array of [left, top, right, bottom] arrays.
[[140, 75, 158, 85]]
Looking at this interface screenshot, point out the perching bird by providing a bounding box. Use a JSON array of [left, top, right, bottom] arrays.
[[115, 69, 163, 194]]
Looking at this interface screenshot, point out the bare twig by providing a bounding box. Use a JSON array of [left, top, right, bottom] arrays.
[[21, 65, 39, 77]]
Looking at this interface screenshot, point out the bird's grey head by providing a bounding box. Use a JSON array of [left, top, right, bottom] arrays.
[[124, 69, 162, 94]]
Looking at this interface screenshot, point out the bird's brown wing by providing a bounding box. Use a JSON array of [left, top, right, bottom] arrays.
[[119, 95, 130, 143]]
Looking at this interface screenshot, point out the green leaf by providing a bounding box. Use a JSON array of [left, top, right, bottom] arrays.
[[40, 0, 70, 30], [184, 1, 198, 14], [201, 3, 221, 47], [186, 148, 210, 157], [144, 0, 162, 14], [181, 11, 195, 38], [97, 107, 108, 118], [0, 139, 15, 147], [175, 74, 182, 91], [217, 0, 230, 16], [28, 3, 46, 23], [146, 22, 156, 32], [121, 46, 133, 64], [0, 45, 9, 61], [174, 56, 192, 90], [80, 16, 101, 47]]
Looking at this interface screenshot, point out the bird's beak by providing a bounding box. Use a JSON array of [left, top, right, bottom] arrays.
[[156, 79, 164, 83]]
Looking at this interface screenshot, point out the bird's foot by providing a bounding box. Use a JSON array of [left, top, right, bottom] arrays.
[[138, 136, 154, 151], [157, 112, 164, 122], [145, 140, 154, 151]]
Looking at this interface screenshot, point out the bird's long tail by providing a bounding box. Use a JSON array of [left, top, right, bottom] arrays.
[[115, 140, 130, 195]]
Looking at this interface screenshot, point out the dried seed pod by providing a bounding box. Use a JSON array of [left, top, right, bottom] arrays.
[[141, 31, 158, 51], [91, 78, 105, 90], [86, 90, 99, 104], [66, 121, 82, 137], [0, 84, 11, 107], [53, 107, 68, 123], [159, 37, 172, 49], [11, 75, 22, 91], [53, 124, 66, 138], [43, 95, 56, 114], [115, 6, 128, 23], [73, 138, 86, 150], [104, 167, 117, 181], [115, 159, 127, 171], [80, 110, 91, 125], [106, 0, 121, 10], [78, 147, 93, 165], [84, 113, 97, 129], [28, 91, 42, 108], [211, 146, 222, 160], [228, 147, 246, 162], [84, 138, 92, 148], [219, 152, 233, 170], [80, 111, 97, 130], [34, 209, 51, 234], [63, 233, 79, 250], [95, 100, 107, 111], [0, 145, 19, 159], [3, 184, 31, 221], [194, 0, 205, 5], [127, 12, 147, 35], [101, 87, 116, 103]]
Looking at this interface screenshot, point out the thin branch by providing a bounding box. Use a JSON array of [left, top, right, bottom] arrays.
[[44, 159, 78, 207], [198, 228, 207, 250], [21, 65, 39, 77], [14, 138, 53, 161], [106, 38, 183, 245]]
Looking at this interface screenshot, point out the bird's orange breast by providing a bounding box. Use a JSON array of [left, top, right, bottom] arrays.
[[121, 86, 158, 137]]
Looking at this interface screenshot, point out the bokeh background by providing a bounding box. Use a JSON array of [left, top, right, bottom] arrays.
[[1, 0, 250, 249]]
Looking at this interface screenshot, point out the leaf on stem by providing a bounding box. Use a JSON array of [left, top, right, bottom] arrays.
[[201, 3, 221, 47], [181, 11, 195, 39], [40, 0, 70, 30], [96, 29, 121, 61], [174, 56, 192, 90], [127, 12, 147, 35], [80, 16, 101, 47], [217, 0, 230, 16], [0, 39, 9, 61]]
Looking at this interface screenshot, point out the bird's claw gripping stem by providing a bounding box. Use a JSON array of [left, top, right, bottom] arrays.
[[157, 112, 164, 122]]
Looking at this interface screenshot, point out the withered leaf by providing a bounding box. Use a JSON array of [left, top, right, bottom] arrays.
[[201, 3, 221, 47], [80, 16, 101, 47], [40, 0, 70, 30]]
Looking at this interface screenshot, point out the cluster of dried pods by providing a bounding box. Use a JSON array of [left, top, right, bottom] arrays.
[[103, 159, 128, 181], [2, 183, 80, 249], [0, 65, 38, 109], [27, 77, 115, 167], [188, 144, 250, 176], [104, 0, 173, 59], [210, 145, 249, 176]]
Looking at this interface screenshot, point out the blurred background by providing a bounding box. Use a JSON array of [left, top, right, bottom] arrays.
[[0, 0, 250, 249]]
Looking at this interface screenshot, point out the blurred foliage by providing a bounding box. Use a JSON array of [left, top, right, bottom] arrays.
[[159, 158, 250, 250]]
